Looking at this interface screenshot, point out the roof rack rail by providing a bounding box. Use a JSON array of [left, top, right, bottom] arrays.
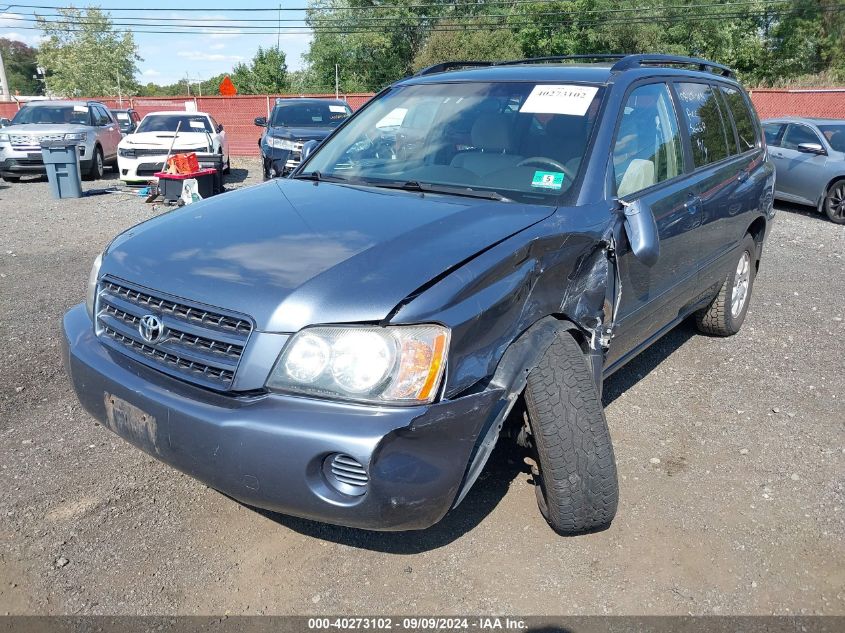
[[414, 61, 495, 76], [610, 54, 734, 77], [497, 54, 626, 66]]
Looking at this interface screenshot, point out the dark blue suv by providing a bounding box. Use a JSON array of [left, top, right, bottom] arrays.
[[63, 55, 775, 535]]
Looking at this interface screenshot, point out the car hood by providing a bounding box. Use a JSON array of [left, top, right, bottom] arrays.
[[3, 123, 91, 136], [102, 178, 553, 332], [121, 131, 211, 149], [268, 126, 334, 141]]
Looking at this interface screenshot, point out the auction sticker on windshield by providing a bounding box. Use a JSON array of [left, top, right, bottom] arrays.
[[531, 170, 564, 190], [520, 84, 599, 116]]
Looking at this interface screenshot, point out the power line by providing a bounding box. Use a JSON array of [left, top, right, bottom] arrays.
[[9, 6, 842, 35]]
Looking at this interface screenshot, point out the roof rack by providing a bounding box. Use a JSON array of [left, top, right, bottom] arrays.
[[610, 54, 734, 77], [497, 54, 626, 66], [414, 61, 495, 76], [414, 53, 735, 79]]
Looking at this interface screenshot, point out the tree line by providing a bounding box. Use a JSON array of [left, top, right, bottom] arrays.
[[1, 2, 842, 98]]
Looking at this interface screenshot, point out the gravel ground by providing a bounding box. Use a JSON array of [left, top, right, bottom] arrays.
[[0, 158, 843, 616]]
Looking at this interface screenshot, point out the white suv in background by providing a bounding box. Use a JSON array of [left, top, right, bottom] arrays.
[[0, 100, 122, 182], [117, 111, 230, 183]]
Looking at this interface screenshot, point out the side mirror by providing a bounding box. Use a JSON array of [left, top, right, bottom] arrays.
[[301, 139, 320, 162], [0, 118, 10, 127], [622, 198, 660, 267], [217, 124, 224, 132], [797, 142, 825, 155], [254, 116, 267, 127]]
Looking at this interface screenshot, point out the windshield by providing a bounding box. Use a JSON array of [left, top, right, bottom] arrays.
[[271, 102, 351, 128], [819, 125, 845, 152], [136, 114, 212, 134], [300, 82, 603, 204], [12, 105, 90, 125]]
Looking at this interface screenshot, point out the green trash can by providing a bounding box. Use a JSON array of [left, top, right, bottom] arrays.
[[40, 139, 83, 199]]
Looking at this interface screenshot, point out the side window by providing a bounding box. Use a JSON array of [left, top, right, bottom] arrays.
[[94, 106, 109, 126], [763, 123, 784, 147], [613, 82, 684, 197], [721, 86, 758, 152], [781, 124, 822, 150], [209, 116, 221, 132], [676, 82, 731, 167]]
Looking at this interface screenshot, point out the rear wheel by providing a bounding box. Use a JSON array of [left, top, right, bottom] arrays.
[[823, 178, 845, 224], [1, 175, 21, 183], [84, 146, 104, 181], [695, 233, 757, 336], [523, 330, 618, 535]]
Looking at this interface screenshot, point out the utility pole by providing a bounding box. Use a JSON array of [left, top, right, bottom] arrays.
[[116, 73, 123, 107], [335, 64, 339, 100], [277, 4, 281, 51], [0, 46, 10, 101]]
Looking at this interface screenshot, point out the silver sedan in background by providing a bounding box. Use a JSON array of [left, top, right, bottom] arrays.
[[763, 117, 845, 224]]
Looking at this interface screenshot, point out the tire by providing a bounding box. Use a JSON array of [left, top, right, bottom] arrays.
[[823, 178, 845, 225], [524, 330, 618, 535], [695, 233, 757, 336], [84, 146, 104, 181], [223, 156, 231, 174], [2, 175, 21, 183]]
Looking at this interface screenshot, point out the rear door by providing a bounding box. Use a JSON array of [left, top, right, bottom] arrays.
[[771, 123, 827, 204], [606, 81, 701, 367]]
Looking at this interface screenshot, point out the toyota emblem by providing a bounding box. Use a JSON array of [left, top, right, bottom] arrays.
[[138, 314, 165, 344]]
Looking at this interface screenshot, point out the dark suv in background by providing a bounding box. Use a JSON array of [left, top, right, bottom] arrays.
[[64, 55, 774, 535], [254, 97, 352, 178]]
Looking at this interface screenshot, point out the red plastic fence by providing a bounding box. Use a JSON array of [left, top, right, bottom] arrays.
[[0, 93, 374, 156], [2, 89, 844, 155]]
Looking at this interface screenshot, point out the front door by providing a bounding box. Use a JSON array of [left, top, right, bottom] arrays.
[[770, 123, 828, 204], [606, 81, 702, 369]]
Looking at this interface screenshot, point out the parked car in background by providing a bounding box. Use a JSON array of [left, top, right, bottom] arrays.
[[117, 111, 230, 183], [111, 108, 141, 136], [64, 54, 774, 536], [255, 98, 352, 179], [763, 117, 845, 224], [0, 100, 121, 182]]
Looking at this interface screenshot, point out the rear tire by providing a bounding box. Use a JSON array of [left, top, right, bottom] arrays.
[[2, 175, 21, 183], [695, 233, 757, 336], [524, 330, 618, 535], [823, 178, 845, 224], [84, 146, 104, 181]]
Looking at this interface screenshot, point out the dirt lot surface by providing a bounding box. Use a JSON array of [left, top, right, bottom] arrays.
[[0, 158, 843, 616]]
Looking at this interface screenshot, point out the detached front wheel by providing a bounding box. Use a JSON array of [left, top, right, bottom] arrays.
[[524, 330, 618, 535]]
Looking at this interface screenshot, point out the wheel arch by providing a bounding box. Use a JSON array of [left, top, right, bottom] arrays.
[[817, 174, 845, 211]]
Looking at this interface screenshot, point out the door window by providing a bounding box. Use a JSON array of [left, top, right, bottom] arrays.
[[763, 123, 784, 147], [676, 82, 731, 167], [781, 124, 822, 150], [721, 86, 758, 152], [613, 82, 684, 197]]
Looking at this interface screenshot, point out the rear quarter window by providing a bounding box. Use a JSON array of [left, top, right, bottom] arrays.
[[721, 86, 758, 152]]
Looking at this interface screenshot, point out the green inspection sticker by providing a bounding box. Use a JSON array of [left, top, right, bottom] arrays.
[[531, 170, 564, 190]]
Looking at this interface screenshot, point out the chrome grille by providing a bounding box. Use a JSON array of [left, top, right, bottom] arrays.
[[96, 278, 253, 390], [10, 133, 65, 148]]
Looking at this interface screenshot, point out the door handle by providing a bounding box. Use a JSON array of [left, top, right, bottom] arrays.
[[737, 171, 749, 183], [684, 193, 701, 211]]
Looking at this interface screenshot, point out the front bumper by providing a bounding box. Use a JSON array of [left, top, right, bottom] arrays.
[[2, 147, 91, 177], [260, 148, 300, 178], [118, 152, 224, 183], [62, 304, 502, 530]]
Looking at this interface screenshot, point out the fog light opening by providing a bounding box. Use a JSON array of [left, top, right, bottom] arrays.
[[323, 453, 369, 497]]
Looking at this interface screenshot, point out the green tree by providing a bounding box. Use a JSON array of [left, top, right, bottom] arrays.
[[0, 39, 41, 96], [36, 7, 140, 97], [413, 20, 523, 72], [231, 46, 288, 94]]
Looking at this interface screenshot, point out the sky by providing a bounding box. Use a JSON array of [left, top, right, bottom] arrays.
[[0, 1, 312, 87]]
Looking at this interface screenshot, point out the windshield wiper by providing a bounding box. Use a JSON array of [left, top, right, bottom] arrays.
[[291, 171, 348, 183], [373, 180, 511, 202]]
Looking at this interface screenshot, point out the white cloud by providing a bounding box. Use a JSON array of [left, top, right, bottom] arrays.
[[176, 51, 245, 62], [0, 12, 46, 45], [141, 69, 161, 77], [209, 42, 226, 51]]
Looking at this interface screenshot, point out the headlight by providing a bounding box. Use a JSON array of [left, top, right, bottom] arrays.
[[267, 325, 450, 405], [64, 132, 87, 142], [0, 133, 9, 143], [118, 147, 135, 157], [85, 253, 103, 321], [267, 136, 298, 151]]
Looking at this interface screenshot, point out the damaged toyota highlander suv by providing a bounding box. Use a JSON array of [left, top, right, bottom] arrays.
[[63, 55, 775, 535]]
